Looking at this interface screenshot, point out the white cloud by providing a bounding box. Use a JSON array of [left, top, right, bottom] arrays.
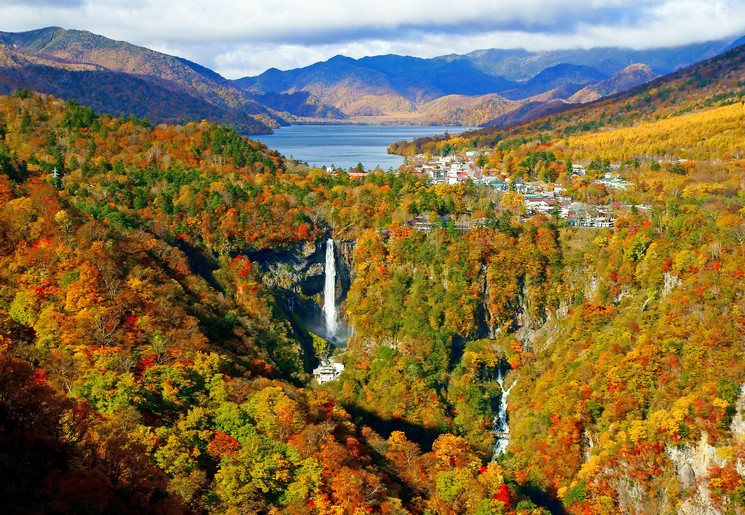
[[1, 0, 744, 77]]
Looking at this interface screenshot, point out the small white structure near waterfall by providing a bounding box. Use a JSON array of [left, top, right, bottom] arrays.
[[313, 360, 345, 385]]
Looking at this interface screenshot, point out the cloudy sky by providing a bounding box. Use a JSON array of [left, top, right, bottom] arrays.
[[2, 0, 745, 78]]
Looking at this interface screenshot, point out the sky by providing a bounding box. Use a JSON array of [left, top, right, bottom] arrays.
[[2, 0, 745, 79]]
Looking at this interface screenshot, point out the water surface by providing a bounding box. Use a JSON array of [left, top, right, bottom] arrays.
[[253, 125, 474, 171]]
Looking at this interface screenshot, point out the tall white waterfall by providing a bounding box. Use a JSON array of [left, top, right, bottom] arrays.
[[492, 367, 519, 460], [323, 239, 338, 340]]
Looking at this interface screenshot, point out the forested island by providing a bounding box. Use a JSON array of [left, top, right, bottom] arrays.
[[0, 39, 745, 515]]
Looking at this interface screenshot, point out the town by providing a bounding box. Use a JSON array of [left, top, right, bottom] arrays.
[[398, 150, 638, 229]]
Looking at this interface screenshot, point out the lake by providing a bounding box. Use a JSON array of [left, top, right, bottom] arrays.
[[253, 125, 475, 171]]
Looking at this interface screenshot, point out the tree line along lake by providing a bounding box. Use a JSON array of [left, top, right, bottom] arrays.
[[253, 125, 475, 171]]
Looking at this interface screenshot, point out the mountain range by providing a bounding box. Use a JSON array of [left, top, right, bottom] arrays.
[[0, 27, 741, 131], [0, 27, 289, 134], [235, 39, 738, 125]]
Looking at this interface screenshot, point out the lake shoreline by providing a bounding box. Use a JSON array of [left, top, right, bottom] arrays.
[[253, 125, 475, 171]]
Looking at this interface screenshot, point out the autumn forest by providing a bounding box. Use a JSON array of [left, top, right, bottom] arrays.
[[0, 35, 745, 515]]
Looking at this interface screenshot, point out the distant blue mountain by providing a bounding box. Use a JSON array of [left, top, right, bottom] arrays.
[[234, 35, 740, 124], [236, 53, 517, 101], [499, 63, 609, 100], [725, 35, 745, 52], [461, 39, 737, 80]]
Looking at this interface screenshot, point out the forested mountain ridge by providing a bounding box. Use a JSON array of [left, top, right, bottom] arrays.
[[0, 44, 280, 135], [2, 33, 745, 514], [0, 27, 296, 134], [0, 91, 545, 513], [377, 38, 745, 514]]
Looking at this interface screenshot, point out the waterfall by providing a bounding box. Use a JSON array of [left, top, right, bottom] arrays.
[[492, 367, 519, 460], [323, 238, 338, 340], [641, 296, 651, 312]]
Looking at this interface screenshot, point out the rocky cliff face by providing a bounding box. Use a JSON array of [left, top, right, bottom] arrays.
[[334, 239, 356, 330], [610, 386, 745, 515], [730, 386, 745, 440], [669, 385, 745, 515], [248, 237, 355, 343], [668, 434, 726, 515], [249, 240, 326, 295]]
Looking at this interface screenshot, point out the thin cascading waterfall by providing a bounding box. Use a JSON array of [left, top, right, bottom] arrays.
[[323, 238, 338, 340], [492, 366, 519, 460]]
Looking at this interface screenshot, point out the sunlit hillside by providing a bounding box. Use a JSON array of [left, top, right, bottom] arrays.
[[563, 102, 745, 161]]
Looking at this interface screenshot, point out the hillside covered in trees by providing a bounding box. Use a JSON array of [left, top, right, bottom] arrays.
[[390, 41, 745, 158], [0, 40, 744, 514], [0, 27, 289, 134]]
